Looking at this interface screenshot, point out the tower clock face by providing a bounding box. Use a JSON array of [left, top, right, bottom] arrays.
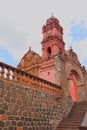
[[47, 30, 51, 37]]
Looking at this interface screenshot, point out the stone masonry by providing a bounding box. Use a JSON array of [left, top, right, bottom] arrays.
[[0, 79, 73, 130]]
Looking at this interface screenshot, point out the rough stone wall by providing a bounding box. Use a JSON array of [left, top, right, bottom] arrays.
[[0, 79, 73, 130], [84, 73, 87, 99], [79, 127, 87, 130], [54, 53, 68, 96], [59, 128, 79, 130]]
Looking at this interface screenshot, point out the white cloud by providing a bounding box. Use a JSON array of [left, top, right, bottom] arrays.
[[0, 22, 29, 60], [0, 0, 87, 67], [65, 21, 87, 68]]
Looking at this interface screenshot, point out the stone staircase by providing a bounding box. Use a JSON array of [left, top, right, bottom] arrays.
[[55, 101, 87, 130]]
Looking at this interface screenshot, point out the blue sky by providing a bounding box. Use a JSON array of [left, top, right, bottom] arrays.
[[0, 0, 87, 68], [70, 21, 87, 42], [0, 47, 19, 66], [68, 21, 87, 67]]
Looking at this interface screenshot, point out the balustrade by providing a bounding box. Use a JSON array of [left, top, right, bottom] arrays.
[[0, 61, 61, 96]]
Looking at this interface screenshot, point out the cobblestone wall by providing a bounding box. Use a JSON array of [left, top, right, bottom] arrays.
[[0, 79, 73, 130]]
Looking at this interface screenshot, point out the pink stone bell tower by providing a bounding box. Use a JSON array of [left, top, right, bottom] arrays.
[[40, 15, 65, 83]]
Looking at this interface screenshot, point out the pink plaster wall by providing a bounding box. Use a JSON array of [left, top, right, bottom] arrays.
[[40, 67, 55, 84]]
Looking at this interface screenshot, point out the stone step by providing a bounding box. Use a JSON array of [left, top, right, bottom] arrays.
[[56, 101, 87, 130], [57, 126, 78, 128], [59, 120, 82, 123], [59, 123, 81, 126]]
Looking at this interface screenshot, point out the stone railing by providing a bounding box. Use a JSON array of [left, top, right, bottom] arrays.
[[0, 61, 62, 97]]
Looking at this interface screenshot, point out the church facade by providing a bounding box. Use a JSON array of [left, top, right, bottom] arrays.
[[17, 16, 87, 102]]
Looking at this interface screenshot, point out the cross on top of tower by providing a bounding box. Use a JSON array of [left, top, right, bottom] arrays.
[[51, 13, 54, 18]]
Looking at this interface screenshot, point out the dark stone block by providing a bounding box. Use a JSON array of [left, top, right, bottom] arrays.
[[5, 85, 11, 91], [8, 116, 14, 120], [14, 127, 17, 130], [0, 97, 3, 102], [21, 117, 25, 121], [36, 127, 39, 130], [11, 121, 17, 126], [15, 116, 20, 121], [28, 127, 32, 130], [18, 111, 23, 116], [20, 106, 25, 111], [6, 110, 11, 115], [28, 118, 32, 121], [12, 93, 17, 98], [17, 121, 23, 126], [16, 100, 22, 105], [31, 122, 34, 126], [9, 126, 14, 130], [7, 91, 12, 97], [0, 109, 5, 114], [1, 90, 6, 95], [23, 121, 27, 126], [2, 103, 8, 110], [0, 80, 4, 84], [6, 121, 10, 127], [5, 96, 10, 102], [25, 117, 29, 121], [11, 98, 16, 103], [12, 110, 17, 115], [23, 127, 28, 130], [12, 87, 17, 92], [26, 122, 30, 126], [0, 121, 5, 127], [23, 101, 27, 106], [23, 112, 27, 116], [0, 84, 5, 89], [14, 105, 20, 110], [4, 128, 8, 130], [32, 127, 35, 130]]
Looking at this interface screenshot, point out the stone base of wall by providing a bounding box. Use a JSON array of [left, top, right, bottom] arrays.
[[79, 127, 87, 130], [0, 79, 73, 130]]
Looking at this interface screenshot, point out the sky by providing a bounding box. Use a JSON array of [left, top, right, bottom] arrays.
[[0, 0, 87, 69]]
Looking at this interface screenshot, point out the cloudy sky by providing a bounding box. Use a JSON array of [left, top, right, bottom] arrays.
[[0, 0, 87, 68]]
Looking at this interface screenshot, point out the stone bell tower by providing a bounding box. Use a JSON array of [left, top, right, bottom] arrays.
[[40, 15, 65, 83]]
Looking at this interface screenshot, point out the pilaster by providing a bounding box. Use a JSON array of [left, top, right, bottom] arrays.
[[54, 52, 68, 96]]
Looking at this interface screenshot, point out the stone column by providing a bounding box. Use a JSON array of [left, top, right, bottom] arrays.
[[54, 52, 68, 96], [83, 68, 87, 100]]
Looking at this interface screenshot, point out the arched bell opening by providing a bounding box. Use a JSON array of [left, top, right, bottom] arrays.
[[47, 47, 51, 59]]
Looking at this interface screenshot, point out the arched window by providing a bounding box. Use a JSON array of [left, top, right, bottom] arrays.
[[47, 47, 51, 58]]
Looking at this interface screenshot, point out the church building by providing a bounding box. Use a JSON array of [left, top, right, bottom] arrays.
[[17, 16, 87, 102]]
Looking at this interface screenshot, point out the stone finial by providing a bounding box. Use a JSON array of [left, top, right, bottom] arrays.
[[51, 12, 54, 18], [83, 65, 85, 69], [29, 46, 31, 51], [70, 46, 73, 51]]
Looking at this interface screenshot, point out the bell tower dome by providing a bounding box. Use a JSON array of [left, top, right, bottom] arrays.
[[41, 15, 65, 61], [40, 16, 65, 83]]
